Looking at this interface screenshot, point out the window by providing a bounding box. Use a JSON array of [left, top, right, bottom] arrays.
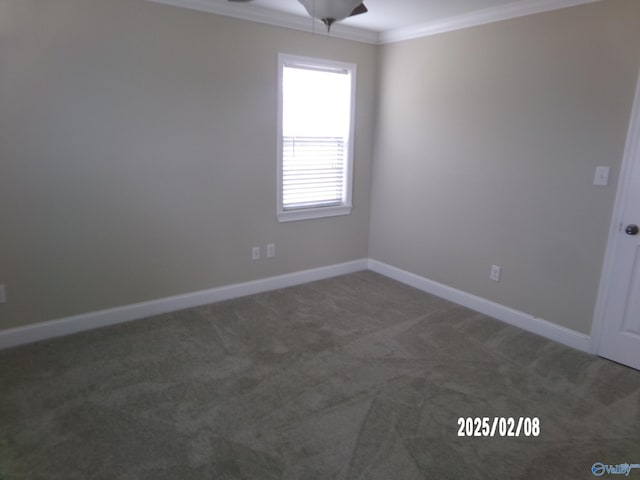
[[277, 54, 356, 222]]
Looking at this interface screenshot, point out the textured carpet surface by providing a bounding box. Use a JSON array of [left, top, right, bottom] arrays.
[[1, 271, 639, 479]]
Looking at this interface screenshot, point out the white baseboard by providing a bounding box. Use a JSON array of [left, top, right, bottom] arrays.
[[0, 259, 368, 351], [0, 258, 592, 353], [368, 259, 591, 353]]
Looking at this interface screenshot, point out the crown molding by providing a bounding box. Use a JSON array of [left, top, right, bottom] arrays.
[[148, 0, 601, 46], [147, 0, 379, 44], [378, 0, 601, 44]]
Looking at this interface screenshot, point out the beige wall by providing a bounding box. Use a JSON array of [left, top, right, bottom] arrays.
[[2, 0, 639, 337], [370, 0, 640, 334], [0, 0, 377, 329]]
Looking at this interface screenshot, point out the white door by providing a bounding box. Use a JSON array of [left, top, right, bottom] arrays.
[[596, 71, 640, 370]]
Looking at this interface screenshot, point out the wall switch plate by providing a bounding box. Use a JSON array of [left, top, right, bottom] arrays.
[[490, 265, 501, 282], [593, 166, 610, 186], [252, 247, 260, 260], [266, 243, 275, 258], [0, 285, 6, 303]]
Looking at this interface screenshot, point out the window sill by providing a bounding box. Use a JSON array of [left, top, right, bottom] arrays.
[[278, 205, 352, 223]]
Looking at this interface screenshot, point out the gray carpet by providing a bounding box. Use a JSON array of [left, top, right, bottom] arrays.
[[1, 271, 639, 479]]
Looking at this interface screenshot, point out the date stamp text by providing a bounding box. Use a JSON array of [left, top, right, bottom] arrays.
[[457, 417, 540, 437]]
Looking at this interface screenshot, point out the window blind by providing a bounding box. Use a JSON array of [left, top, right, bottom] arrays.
[[282, 136, 346, 210]]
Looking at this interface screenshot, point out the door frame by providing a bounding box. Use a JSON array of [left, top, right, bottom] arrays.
[[591, 66, 640, 355]]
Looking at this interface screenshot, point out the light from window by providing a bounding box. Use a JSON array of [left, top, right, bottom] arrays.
[[277, 54, 356, 222]]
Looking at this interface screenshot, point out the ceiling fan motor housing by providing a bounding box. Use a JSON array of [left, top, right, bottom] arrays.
[[298, 0, 363, 25], [228, 0, 367, 31]]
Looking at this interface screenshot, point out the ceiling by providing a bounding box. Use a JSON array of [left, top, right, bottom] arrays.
[[255, 0, 524, 32], [149, 0, 599, 44]]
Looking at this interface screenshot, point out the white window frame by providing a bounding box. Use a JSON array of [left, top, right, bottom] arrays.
[[277, 53, 356, 222]]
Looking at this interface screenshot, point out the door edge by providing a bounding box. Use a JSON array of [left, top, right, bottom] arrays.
[[591, 66, 640, 355]]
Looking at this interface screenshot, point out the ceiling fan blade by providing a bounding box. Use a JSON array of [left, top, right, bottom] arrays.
[[227, 0, 254, 2], [349, 3, 367, 17]]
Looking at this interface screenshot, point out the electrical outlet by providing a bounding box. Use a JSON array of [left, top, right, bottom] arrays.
[[0, 285, 6, 303], [490, 265, 501, 282], [266, 243, 275, 258], [252, 247, 261, 260]]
